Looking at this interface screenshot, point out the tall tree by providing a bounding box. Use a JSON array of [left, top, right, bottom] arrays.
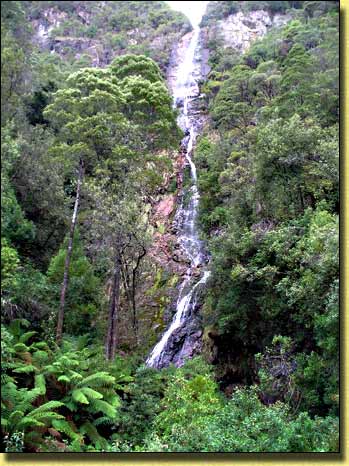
[[43, 68, 127, 344], [44, 56, 179, 347]]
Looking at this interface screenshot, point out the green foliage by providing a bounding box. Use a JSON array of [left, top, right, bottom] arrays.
[[201, 1, 305, 27], [1, 127, 36, 247], [1, 321, 133, 451], [1, 238, 20, 296], [114, 365, 167, 446], [47, 232, 101, 335], [141, 372, 338, 452], [197, 1, 338, 424], [23, 1, 191, 73], [1, 0, 339, 453]]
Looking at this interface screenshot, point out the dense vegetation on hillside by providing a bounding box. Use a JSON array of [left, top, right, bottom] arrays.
[[1, 0, 339, 453], [24, 1, 191, 71], [197, 0, 339, 428]]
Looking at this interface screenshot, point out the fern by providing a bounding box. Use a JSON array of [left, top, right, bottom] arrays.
[[9, 319, 30, 338], [34, 374, 46, 395], [68, 370, 83, 381], [81, 387, 103, 400], [13, 364, 38, 374], [93, 416, 115, 426], [19, 331, 37, 344], [76, 334, 90, 351], [1, 373, 14, 385], [89, 399, 117, 418], [32, 341, 50, 350], [80, 421, 108, 450], [70, 437, 84, 452], [52, 419, 81, 441], [57, 375, 71, 383], [78, 372, 115, 388], [13, 343, 30, 353], [30, 401, 64, 415], [8, 411, 25, 427], [72, 389, 89, 404], [32, 350, 49, 364], [17, 417, 45, 429]]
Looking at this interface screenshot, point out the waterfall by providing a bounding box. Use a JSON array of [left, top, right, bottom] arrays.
[[146, 24, 210, 369]]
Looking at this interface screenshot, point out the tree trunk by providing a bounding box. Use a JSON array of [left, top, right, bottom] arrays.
[[56, 158, 84, 345], [131, 246, 146, 343], [105, 249, 121, 361]]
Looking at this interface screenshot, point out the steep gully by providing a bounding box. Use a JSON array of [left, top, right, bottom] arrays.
[[146, 26, 209, 369]]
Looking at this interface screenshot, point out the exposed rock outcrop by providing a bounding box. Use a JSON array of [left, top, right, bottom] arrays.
[[202, 9, 291, 54]]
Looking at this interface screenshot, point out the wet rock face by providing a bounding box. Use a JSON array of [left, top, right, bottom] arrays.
[[152, 302, 204, 368]]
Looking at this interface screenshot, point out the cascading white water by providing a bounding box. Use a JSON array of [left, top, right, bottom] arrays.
[[146, 25, 210, 369]]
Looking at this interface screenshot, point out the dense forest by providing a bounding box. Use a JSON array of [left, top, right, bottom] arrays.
[[1, 0, 339, 453]]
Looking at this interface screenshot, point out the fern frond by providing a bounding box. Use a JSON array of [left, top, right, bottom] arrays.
[[89, 399, 117, 418], [52, 419, 81, 440], [19, 331, 37, 344], [76, 334, 90, 351], [34, 374, 46, 395], [93, 416, 115, 426], [115, 374, 134, 383], [70, 437, 84, 451], [17, 417, 45, 429], [30, 400, 64, 416], [44, 364, 56, 373], [57, 375, 71, 383], [13, 364, 38, 374], [15, 387, 41, 411], [64, 400, 78, 412], [1, 417, 9, 428], [78, 372, 115, 388], [81, 387, 103, 400], [9, 319, 30, 337], [32, 350, 49, 364], [8, 410, 25, 427], [32, 341, 50, 350], [13, 343, 30, 353], [1, 373, 14, 385], [32, 411, 64, 422], [72, 389, 89, 404], [68, 370, 83, 381], [103, 393, 121, 408], [80, 421, 108, 450]]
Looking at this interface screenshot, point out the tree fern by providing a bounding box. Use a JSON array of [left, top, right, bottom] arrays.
[[31, 341, 50, 350], [52, 419, 82, 441], [32, 350, 50, 365], [19, 331, 37, 344], [89, 399, 117, 418], [93, 416, 115, 426], [13, 364, 38, 374], [68, 371, 83, 382], [34, 374, 46, 395], [57, 375, 71, 383], [80, 421, 109, 450], [72, 389, 89, 405], [81, 387, 103, 400], [78, 372, 115, 388], [30, 400, 64, 416], [13, 343, 30, 353], [8, 319, 30, 338]]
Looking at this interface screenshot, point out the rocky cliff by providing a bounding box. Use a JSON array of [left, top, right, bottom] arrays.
[[24, 1, 191, 71], [201, 8, 291, 58]]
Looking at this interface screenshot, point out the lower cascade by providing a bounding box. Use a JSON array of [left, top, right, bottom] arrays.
[[146, 26, 210, 369]]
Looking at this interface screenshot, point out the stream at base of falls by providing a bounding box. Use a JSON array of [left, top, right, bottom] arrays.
[[146, 25, 210, 369]]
